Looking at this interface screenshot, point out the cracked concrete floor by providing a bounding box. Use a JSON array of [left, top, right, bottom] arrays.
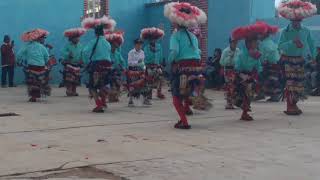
[[1, 86, 320, 180]]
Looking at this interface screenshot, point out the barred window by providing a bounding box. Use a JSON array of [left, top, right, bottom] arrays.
[[84, 0, 109, 18]]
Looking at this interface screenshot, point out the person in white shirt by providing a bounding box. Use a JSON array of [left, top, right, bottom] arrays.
[[128, 40, 145, 68], [126, 39, 151, 107], [220, 37, 241, 109]]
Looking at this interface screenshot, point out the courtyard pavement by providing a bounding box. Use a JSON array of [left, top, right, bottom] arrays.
[[1, 86, 320, 180]]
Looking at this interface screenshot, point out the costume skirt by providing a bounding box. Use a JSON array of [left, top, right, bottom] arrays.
[[145, 64, 163, 89], [87, 61, 113, 92], [281, 55, 305, 101], [64, 63, 81, 86], [25, 65, 51, 98], [126, 66, 149, 98]]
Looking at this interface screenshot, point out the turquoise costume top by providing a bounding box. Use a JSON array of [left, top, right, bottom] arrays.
[[220, 46, 241, 67], [61, 42, 83, 63], [17, 41, 49, 66], [168, 29, 201, 63], [144, 42, 163, 65], [259, 37, 280, 64], [111, 48, 126, 69], [235, 48, 262, 73], [82, 36, 112, 63], [279, 24, 316, 59]]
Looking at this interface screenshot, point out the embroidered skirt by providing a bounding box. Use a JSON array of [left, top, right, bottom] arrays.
[[108, 68, 123, 101], [224, 66, 236, 103], [235, 71, 256, 108], [87, 61, 113, 92], [126, 66, 149, 98], [171, 60, 211, 110], [145, 64, 163, 89], [25, 65, 51, 98], [263, 63, 283, 96], [171, 60, 203, 97], [64, 63, 81, 86], [281, 55, 305, 100]]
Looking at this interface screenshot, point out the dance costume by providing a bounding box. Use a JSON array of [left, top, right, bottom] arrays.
[[220, 46, 241, 109], [82, 16, 116, 113], [17, 29, 51, 102], [61, 28, 86, 96], [277, 0, 317, 115], [141, 27, 165, 99]]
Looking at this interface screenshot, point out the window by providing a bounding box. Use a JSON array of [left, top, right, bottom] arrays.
[[84, 0, 109, 18]]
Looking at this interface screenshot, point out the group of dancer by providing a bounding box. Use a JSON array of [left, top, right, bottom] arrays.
[[15, 0, 318, 129], [221, 0, 317, 121]]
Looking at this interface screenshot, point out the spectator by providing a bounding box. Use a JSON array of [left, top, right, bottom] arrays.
[[1, 35, 16, 88], [206, 48, 224, 89]]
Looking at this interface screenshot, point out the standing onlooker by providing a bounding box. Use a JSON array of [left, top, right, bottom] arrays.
[[220, 38, 241, 109], [206, 48, 224, 89], [1, 35, 16, 88]]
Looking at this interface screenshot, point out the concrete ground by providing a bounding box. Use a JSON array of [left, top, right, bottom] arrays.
[[1, 86, 320, 180]]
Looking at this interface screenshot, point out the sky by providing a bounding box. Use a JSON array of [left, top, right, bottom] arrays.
[[275, 0, 282, 7]]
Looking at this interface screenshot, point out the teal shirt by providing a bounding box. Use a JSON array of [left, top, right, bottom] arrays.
[[235, 48, 262, 73], [111, 48, 126, 69], [220, 46, 241, 67], [279, 25, 316, 59], [83, 36, 111, 64], [259, 37, 280, 64], [168, 29, 201, 63], [144, 43, 163, 65], [61, 42, 83, 63], [17, 41, 49, 66]]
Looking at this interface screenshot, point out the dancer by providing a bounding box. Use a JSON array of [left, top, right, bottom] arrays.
[[127, 38, 151, 107], [277, 0, 317, 115], [165, 2, 207, 129], [17, 29, 51, 102], [232, 24, 264, 121], [141, 27, 165, 100], [105, 31, 126, 102], [61, 28, 86, 96], [256, 21, 281, 102], [220, 37, 241, 109], [82, 16, 116, 113]]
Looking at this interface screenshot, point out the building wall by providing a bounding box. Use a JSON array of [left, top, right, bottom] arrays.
[[110, 0, 150, 59], [208, 0, 251, 54], [0, 0, 150, 84], [0, 0, 83, 84], [250, 0, 276, 22]]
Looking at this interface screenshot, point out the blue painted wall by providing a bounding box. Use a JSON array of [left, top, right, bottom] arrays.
[[0, 0, 151, 84], [208, 0, 251, 55], [110, 0, 150, 59], [250, 0, 276, 22], [0, 0, 83, 84]]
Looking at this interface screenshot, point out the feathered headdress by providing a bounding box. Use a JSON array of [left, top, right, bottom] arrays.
[[105, 31, 124, 45], [255, 21, 279, 35], [21, 29, 49, 42], [64, 28, 86, 38], [164, 2, 207, 28], [278, 0, 317, 21], [81, 15, 116, 32], [140, 27, 164, 41], [232, 23, 269, 41]]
